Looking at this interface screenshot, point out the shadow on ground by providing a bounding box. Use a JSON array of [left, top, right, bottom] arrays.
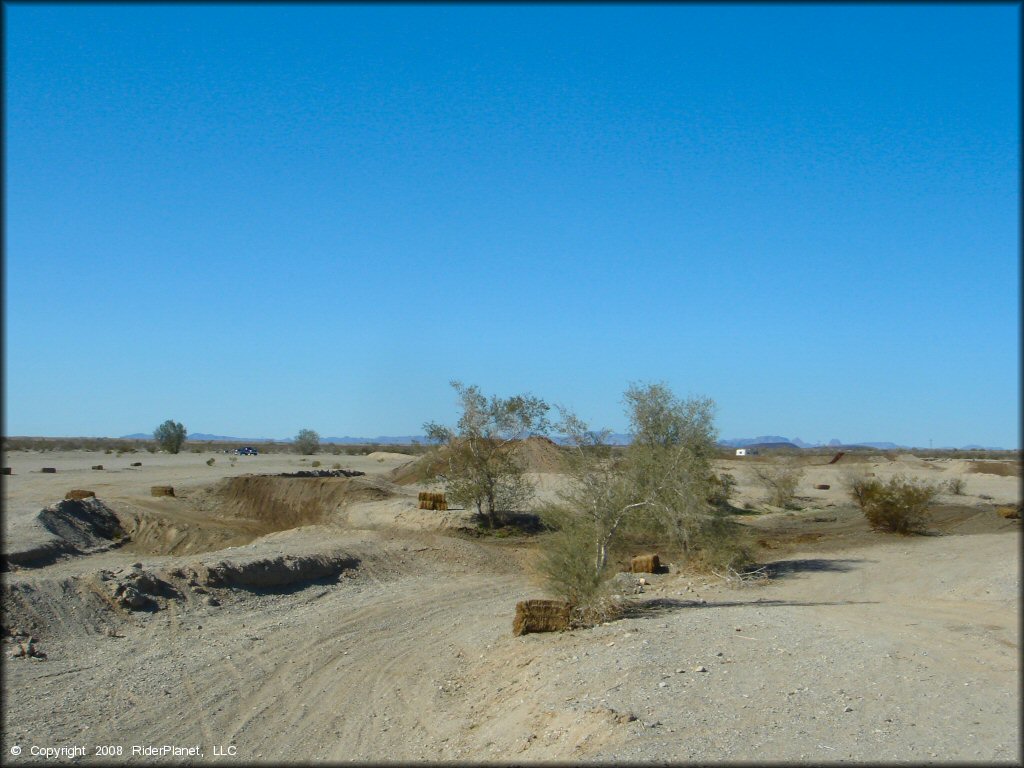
[[762, 557, 875, 578], [620, 596, 879, 620]]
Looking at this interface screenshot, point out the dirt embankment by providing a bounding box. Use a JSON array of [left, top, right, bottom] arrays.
[[112, 475, 400, 557], [215, 475, 392, 528], [391, 436, 567, 486]]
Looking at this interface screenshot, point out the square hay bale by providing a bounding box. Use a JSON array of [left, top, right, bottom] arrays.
[[418, 491, 448, 510], [996, 504, 1020, 520], [41, 467, 57, 473], [91, 465, 104, 470], [630, 554, 660, 574], [513, 599, 571, 636], [65, 490, 96, 500], [150, 485, 175, 497], [1, 468, 11, 475]]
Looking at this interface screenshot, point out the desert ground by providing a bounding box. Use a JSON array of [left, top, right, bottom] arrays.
[[1, 445, 1020, 764]]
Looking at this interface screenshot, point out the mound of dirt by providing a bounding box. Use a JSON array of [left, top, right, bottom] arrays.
[[390, 437, 566, 486], [366, 451, 417, 462], [278, 469, 366, 478], [966, 461, 1021, 477], [173, 551, 359, 590], [3, 499, 126, 570], [37, 498, 124, 549], [216, 475, 393, 528]]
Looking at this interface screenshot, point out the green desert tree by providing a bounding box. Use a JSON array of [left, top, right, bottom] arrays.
[[537, 409, 647, 615], [537, 383, 750, 623], [423, 381, 550, 529], [619, 382, 725, 557], [294, 428, 320, 455], [153, 420, 187, 454]]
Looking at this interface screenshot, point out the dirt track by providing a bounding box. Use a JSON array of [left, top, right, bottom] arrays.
[[1, 449, 1020, 763]]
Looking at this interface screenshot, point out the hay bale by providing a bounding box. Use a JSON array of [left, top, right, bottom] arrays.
[[512, 599, 571, 636], [418, 491, 448, 510], [814, 484, 831, 490], [65, 490, 96, 500], [91, 465, 104, 470], [996, 504, 1020, 520], [150, 485, 175, 497], [41, 467, 57, 473], [130, 462, 142, 467], [630, 554, 660, 574], [1, 467, 11, 475]]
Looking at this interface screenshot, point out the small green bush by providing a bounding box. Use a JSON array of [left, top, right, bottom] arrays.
[[849, 474, 939, 534], [707, 472, 737, 506], [750, 462, 803, 507], [206, 458, 215, 467], [946, 477, 966, 495], [311, 460, 321, 468]]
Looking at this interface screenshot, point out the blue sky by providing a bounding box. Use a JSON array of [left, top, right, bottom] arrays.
[[4, 4, 1019, 447]]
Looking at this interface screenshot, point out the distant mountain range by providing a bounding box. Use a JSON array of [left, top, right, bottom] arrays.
[[120, 432, 1006, 450]]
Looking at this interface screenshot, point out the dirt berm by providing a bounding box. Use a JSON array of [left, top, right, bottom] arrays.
[[215, 474, 393, 528], [171, 550, 359, 589], [2, 498, 125, 570]]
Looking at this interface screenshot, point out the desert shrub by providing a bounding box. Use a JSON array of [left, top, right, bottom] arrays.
[[154, 420, 187, 454], [105, 449, 113, 455], [945, 477, 966, 495], [535, 384, 746, 625], [707, 472, 737, 506], [294, 429, 320, 455], [206, 458, 215, 466], [332, 462, 342, 469], [750, 461, 803, 507], [848, 474, 939, 533], [311, 460, 321, 468], [689, 513, 755, 572]]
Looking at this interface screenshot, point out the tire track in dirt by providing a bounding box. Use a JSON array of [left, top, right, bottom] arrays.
[[206, 572, 527, 762]]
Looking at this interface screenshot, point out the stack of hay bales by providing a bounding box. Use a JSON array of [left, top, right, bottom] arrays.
[[512, 599, 571, 636], [65, 490, 96, 500], [418, 491, 447, 510], [150, 485, 175, 497]]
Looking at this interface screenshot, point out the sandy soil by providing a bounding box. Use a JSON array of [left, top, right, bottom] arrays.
[[1, 448, 1019, 764]]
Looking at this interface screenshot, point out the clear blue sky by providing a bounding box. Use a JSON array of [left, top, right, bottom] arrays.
[[4, 4, 1020, 447]]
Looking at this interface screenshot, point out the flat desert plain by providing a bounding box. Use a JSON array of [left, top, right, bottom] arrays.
[[1, 447, 1020, 764]]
